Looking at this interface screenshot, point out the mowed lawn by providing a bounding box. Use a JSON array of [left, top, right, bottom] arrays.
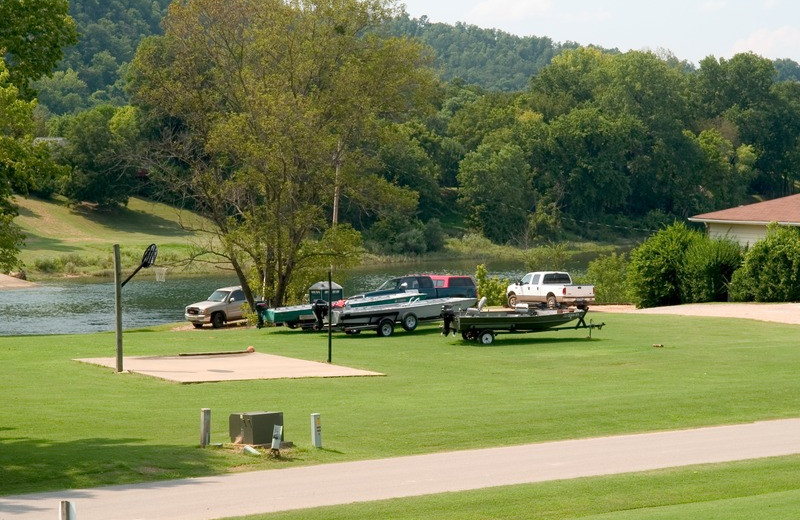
[[12, 195, 206, 267], [2, 312, 800, 500]]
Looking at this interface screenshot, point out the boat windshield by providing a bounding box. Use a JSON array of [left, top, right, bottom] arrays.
[[375, 278, 402, 291]]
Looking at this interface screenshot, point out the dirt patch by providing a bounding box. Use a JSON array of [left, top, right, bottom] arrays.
[[75, 352, 384, 383]]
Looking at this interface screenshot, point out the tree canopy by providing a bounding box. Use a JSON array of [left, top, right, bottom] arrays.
[[129, 0, 436, 305], [0, 0, 78, 98]]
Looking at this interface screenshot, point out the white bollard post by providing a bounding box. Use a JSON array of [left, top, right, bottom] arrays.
[[311, 413, 322, 448], [60, 500, 76, 520], [200, 408, 211, 447]]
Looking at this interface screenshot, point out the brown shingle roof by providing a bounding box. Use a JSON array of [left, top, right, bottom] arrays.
[[690, 194, 800, 224]]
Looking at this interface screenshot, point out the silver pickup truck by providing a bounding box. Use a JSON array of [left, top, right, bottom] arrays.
[[185, 286, 246, 328], [506, 271, 594, 309]]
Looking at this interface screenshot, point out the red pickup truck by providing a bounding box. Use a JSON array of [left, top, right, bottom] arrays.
[[355, 274, 477, 299]]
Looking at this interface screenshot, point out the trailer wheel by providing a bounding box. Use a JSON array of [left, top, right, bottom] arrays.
[[401, 313, 418, 331], [376, 319, 394, 337], [546, 294, 558, 309], [478, 330, 494, 345], [507, 293, 517, 308]]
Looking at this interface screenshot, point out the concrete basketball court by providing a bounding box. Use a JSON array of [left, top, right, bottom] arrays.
[[75, 352, 384, 383]]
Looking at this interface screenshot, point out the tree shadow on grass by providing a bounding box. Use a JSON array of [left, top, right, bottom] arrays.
[[72, 205, 194, 238], [0, 434, 220, 499], [19, 233, 82, 254]]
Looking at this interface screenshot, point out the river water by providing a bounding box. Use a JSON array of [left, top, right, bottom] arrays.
[[0, 260, 535, 336]]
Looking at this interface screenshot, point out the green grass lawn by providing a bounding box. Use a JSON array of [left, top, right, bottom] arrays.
[[231, 455, 800, 519], [2, 312, 800, 499], [12, 195, 209, 274]]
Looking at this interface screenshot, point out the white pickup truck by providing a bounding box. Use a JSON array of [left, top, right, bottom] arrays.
[[506, 271, 594, 309]]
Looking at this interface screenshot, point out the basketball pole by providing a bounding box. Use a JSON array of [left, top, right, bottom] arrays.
[[114, 244, 123, 372]]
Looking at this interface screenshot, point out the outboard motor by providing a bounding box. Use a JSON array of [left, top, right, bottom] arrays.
[[440, 304, 456, 336], [311, 299, 329, 330]]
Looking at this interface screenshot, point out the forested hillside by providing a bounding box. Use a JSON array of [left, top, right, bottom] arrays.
[[34, 0, 171, 114], [387, 15, 585, 91]]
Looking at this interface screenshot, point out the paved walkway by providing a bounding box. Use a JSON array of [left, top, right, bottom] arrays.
[[3, 418, 800, 520]]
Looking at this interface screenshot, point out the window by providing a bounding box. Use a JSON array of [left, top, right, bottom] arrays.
[[531, 274, 540, 285], [543, 273, 571, 284], [230, 290, 245, 302], [418, 277, 434, 289], [450, 277, 474, 287]]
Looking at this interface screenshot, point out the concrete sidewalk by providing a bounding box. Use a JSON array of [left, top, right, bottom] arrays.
[[3, 418, 800, 520]]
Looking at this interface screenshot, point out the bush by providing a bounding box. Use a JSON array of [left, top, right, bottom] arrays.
[[729, 223, 800, 302], [682, 237, 743, 303], [474, 264, 509, 306], [627, 222, 703, 308], [586, 252, 629, 304], [524, 242, 569, 271]]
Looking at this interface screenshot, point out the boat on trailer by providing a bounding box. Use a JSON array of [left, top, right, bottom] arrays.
[[327, 296, 477, 336], [258, 291, 428, 329], [441, 298, 604, 345]]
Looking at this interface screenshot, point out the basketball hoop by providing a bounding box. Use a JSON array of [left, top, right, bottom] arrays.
[[155, 267, 167, 282]]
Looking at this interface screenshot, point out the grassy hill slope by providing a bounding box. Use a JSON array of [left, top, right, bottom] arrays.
[[13, 196, 209, 276]]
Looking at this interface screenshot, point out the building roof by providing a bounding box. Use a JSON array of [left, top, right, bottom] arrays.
[[689, 193, 800, 225]]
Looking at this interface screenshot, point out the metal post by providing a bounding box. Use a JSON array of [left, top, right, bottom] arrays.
[[311, 413, 322, 448], [327, 268, 332, 364], [113, 244, 123, 372], [200, 408, 211, 447], [60, 500, 76, 520]]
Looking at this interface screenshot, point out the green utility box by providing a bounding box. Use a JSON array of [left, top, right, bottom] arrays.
[[229, 411, 283, 445], [308, 281, 343, 303]]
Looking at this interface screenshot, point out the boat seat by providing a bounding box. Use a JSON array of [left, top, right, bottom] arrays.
[[476, 296, 487, 311], [514, 303, 529, 313]]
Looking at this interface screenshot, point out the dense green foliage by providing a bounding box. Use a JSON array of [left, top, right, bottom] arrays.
[[627, 223, 704, 308], [474, 263, 509, 306], [730, 224, 800, 302], [48, 104, 143, 207], [388, 15, 583, 91], [682, 237, 743, 303], [0, 58, 69, 270], [585, 252, 628, 304], [9, 0, 800, 275], [128, 0, 433, 306], [0, 0, 78, 98], [34, 0, 171, 114]]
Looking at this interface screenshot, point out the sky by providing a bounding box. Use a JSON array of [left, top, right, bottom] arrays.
[[398, 0, 800, 65]]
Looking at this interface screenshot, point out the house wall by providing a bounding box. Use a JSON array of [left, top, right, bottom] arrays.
[[707, 223, 767, 247]]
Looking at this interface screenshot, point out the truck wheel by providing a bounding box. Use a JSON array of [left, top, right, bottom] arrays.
[[507, 293, 517, 308], [478, 330, 494, 345], [192, 323, 204, 329], [401, 313, 418, 331], [376, 319, 394, 337], [211, 312, 225, 328], [546, 294, 558, 309]]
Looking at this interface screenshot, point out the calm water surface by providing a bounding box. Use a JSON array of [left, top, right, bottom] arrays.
[[0, 259, 545, 336]]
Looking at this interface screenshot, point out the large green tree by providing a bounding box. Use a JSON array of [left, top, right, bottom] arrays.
[[0, 0, 78, 98], [129, 0, 435, 306], [0, 59, 68, 270]]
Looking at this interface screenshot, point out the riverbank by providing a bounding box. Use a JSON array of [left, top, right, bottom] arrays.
[[0, 274, 36, 289]]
